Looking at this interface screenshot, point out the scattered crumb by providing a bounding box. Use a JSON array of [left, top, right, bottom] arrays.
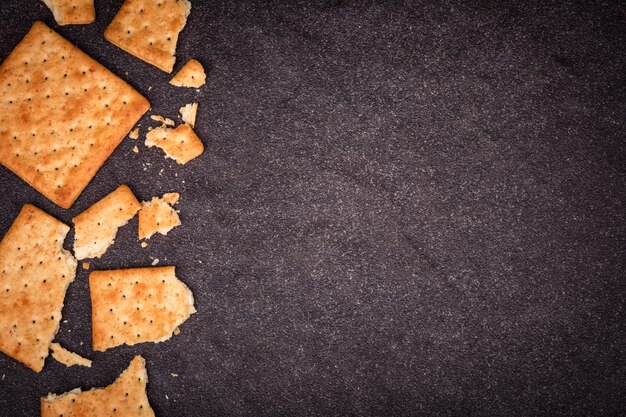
[[150, 115, 175, 127], [82, 262, 90, 270], [148, 86, 153, 91], [129, 128, 139, 139], [170, 373, 178, 377], [141, 242, 148, 248], [151, 258, 159, 266], [2, 374, 5, 381], [63, 320, 68, 324], [174, 327, 180, 336], [165, 394, 169, 400], [133, 145, 139, 153], [80, 342, 83, 346]]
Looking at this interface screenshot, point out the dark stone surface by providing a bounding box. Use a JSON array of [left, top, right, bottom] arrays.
[[0, 1, 625, 416]]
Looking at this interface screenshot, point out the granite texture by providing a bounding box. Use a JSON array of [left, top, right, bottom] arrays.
[[0, 1, 625, 416]]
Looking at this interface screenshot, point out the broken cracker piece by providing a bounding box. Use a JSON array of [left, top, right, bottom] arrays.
[[133, 145, 139, 153], [0, 22, 150, 208], [104, 0, 191, 73], [150, 115, 175, 127], [72, 185, 141, 260], [129, 128, 139, 139], [179, 102, 198, 128], [0, 204, 77, 372], [50, 342, 92, 367], [42, 0, 95, 25], [140, 242, 148, 248], [82, 262, 90, 270], [145, 124, 204, 165], [89, 267, 195, 351], [138, 193, 181, 240], [170, 59, 206, 88], [41, 356, 154, 417]]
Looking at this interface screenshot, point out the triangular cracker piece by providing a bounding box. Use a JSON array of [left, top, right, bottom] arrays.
[[89, 267, 195, 351], [179, 102, 198, 128], [42, 0, 95, 25], [145, 124, 204, 164], [50, 342, 92, 367], [138, 192, 181, 240], [73, 185, 141, 260], [104, 0, 192, 73], [41, 356, 154, 417], [0, 22, 150, 208], [0, 204, 77, 372], [169, 59, 206, 88]]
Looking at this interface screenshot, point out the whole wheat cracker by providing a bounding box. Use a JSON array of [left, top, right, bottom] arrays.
[[145, 124, 204, 165], [104, 0, 192, 73], [0, 204, 77, 372], [179, 102, 198, 128], [42, 0, 95, 25], [138, 192, 181, 240], [0, 22, 150, 208], [169, 59, 206, 88], [89, 267, 195, 351], [41, 355, 154, 417], [72, 185, 141, 260], [50, 342, 92, 367]]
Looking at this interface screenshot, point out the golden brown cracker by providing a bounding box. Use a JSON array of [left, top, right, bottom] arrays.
[[73, 185, 141, 260], [89, 267, 195, 351], [0, 204, 77, 372], [104, 0, 192, 73], [170, 59, 206, 87], [138, 192, 181, 240], [0, 22, 150, 208], [145, 124, 204, 165], [50, 342, 92, 367], [42, 0, 95, 25], [41, 355, 154, 417]]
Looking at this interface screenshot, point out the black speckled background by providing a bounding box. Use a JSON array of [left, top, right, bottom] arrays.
[[1, 1, 625, 416]]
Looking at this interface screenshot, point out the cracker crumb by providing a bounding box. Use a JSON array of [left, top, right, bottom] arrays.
[[174, 327, 180, 336], [133, 146, 139, 153], [170, 373, 178, 377], [141, 242, 148, 248], [82, 262, 90, 270], [2, 374, 5, 381], [129, 128, 139, 139], [151, 258, 159, 266]]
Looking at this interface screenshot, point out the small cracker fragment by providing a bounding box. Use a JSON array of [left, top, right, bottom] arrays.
[[72, 185, 141, 260], [42, 0, 95, 25], [41, 355, 154, 417], [140, 242, 148, 248], [150, 115, 175, 127], [138, 193, 181, 240], [89, 267, 195, 351], [0, 204, 77, 372], [179, 102, 198, 128], [0, 22, 150, 208], [50, 342, 92, 367], [129, 128, 139, 139], [133, 145, 139, 153], [82, 262, 90, 270], [169, 59, 206, 88], [145, 124, 204, 165], [104, 0, 192, 73]]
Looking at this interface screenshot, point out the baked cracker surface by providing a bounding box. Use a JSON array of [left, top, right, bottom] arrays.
[[170, 59, 206, 87], [42, 0, 95, 25]]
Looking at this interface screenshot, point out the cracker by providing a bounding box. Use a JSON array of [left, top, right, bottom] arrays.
[[89, 267, 195, 351], [50, 342, 92, 367], [150, 114, 175, 127], [169, 59, 206, 88], [42, 0, 95, 25], [138, 192, 181, 240], [0, 22, 150, 208], [72, 185, 141, 260], [41, 355, 154, 417], [104, 0, 192, 73], [179, 102, 198, 128], [0, 204, 77, 372], [145, 124, 204, 165]]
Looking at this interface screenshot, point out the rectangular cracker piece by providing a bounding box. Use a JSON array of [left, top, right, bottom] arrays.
[[0, 204, 77, 372], [41, 355, 154, 417], [145, 124, 204, 165], [170, 59, 206, 88], [104, 0, 192, 73], [89, 267, 195, 352], [72, 184, 141, 260], [138, 192, 181, 240], [0, 22, 150, 209], [42, 0, 96, 25], [50, 342, 92, 367]]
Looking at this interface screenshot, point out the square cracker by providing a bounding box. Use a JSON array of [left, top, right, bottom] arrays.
[[104, 0, 192, 73], [73, 184, 141, 260], [42, 0, 96, 25], [138, 192, 181, 240], [0, 22, 150, 209], [0, 204, 77, 372], [89, 266, 195, 351], [41, 355, 154, 417], [145, 123, 204, 165], [170, 59, 206, 87]]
